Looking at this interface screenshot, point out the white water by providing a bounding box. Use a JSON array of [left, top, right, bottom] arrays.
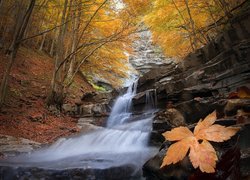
[[107, 81, 138, 127], [1, 81, 157, 172]]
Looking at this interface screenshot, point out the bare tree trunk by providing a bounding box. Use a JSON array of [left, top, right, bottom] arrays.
[[49, 10, 60, 56], [68, 0, 81, 79], [217, 0, 233, 19], [50, 36, 55, 56], [0, 0, 3, 9], [60, 0, 73, 82], [50, 0, 68, 89], [39, 33, 46, 51], [206, 2, 220, 34], [47, 0, 69, 108], [0, 0, 36, 109], [172, 0, 195, 51], [184, 0, 198, 50]]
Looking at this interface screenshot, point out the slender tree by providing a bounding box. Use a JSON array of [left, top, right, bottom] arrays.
[[0, 0, 36, 109]]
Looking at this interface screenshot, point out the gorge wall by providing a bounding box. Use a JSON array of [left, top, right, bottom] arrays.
[[129, 29, 176, 75], [134, 6, 250, 180], [133, 7, 250, 123]]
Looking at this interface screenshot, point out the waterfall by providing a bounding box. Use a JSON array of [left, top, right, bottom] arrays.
[[107, 80, 138, 127], [145, 89, 157, 111], [0, 81, 157, 174]]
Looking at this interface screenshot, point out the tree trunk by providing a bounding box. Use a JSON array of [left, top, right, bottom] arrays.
[[172, 0, 195, 51], [206, 2, 220, 34], [39, 33, 46, 51], [0, 0, 3, 9], [50, 36, 55, 56], [0, 0, 36, 109], [48, 0, 68, 108], [218, 0, 233, 19], [184, 0, 198, 49], [49, 10, 60, 56], [68, 0, 80, 79]]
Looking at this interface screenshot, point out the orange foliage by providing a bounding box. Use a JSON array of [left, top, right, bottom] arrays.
[[125, 0, 246, 57], [161, 111, 240, 173]]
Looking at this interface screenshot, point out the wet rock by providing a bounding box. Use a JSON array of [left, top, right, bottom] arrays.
[[163, 108, 186, 127], [0, 165, 142, 180], [77, 116, 107, 129], [150, 108, 186, 145], [133, 89, 157, 106], [77, 122, 103, 133], [92, 103, 109, 116], [80, 104, 93, 116], [224, 99, 250, 116], [0, 135, 41, 157], [81, 92, 97, 101], [62, 104, 76, 115]]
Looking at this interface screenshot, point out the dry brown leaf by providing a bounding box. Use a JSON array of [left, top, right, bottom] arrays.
[[161, 110, 240, 173], [237, 86, 250, 99], [228, 86, 250, 99]]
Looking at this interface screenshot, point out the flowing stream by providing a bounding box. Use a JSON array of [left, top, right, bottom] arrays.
[[0, 81, 157, 177]]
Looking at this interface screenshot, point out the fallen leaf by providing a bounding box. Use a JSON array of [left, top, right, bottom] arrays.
[[237, 86, 250, 99], [162, 126, 193, 141], [196, 125, 240, 142], [161, 137, 194, 167], [161, 110, 240, 173], [189, 140, 218, 173], [228, 86, 250, 99], [194, 111, 217, 136]]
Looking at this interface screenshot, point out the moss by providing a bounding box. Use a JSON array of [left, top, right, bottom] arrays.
[[91, 83, 107, 92]]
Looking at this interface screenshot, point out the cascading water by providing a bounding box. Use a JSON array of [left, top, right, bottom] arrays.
[[107, 81, 138, 127], [0, 81, 157, 178]]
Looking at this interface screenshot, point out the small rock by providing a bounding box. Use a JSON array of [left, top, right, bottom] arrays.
[[164, 108, 186, 127]]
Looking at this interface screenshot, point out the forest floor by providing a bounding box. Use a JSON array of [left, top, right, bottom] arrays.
[[0, 47, 94, 144]]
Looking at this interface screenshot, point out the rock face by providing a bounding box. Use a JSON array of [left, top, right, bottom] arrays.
[[62, 91, 119, 126], [129, 29, 176, 75], [135, 8, 250, 123], [0, 135, 41, 157], [0, 165, 141, 180], [136, 8, 250, 180]]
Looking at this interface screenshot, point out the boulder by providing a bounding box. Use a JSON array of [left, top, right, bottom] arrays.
[[0, 135, 41, 158], [77, 122, 104, 133]]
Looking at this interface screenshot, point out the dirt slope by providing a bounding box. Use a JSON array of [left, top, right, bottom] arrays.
[[0, 47, 94, 143]]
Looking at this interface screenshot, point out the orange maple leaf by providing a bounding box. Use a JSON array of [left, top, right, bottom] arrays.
[[161, 111, 240, 173]]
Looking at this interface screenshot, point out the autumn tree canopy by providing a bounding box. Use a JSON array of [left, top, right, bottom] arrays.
[[125, 0, 246, 57], [0, 0, 246, 107]]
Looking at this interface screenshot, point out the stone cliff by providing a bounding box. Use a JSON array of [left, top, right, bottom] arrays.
[[133, 7, 250, 180], [129, 29, 176, 75]]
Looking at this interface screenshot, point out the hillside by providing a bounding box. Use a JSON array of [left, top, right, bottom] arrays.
[[0, 47, 94, 143]]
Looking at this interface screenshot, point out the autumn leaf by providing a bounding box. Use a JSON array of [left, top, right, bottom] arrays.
[[160, 137, 192, 167], [228, 86, 250, 99], [237, 86, 250, 98], [196, 125, 241, 142], [189, 140, 218, 173], [161, 110, 240, 173], [194, 111, 217, 136], [162, 126, 193, 141]]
